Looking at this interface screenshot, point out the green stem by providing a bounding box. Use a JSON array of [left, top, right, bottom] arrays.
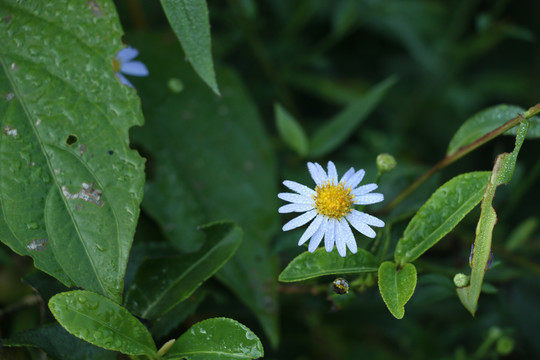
[[382, 103, 540, 213]]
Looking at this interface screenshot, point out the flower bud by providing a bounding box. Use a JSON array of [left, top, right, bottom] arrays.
[[376, 153, 397, 173], [453, 273, 470, 287], [496, 336, 514, 355]]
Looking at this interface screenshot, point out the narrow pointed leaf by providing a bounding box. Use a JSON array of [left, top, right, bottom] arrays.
[[275, 103, 309, 156], [3, 324, 116, 360], [395, 172, 491, 266], [49, 290, 157, 358], [447, 104, 540, 155], [279, 248, 378, 282], [125, 221, 242, 320], [309, 75, 397, 157], [378, 262, 417, 319], [457, 120, 528, 315], [161, 0, 220, 95], [163, 318, 264, 360], [0, 0, 145, 302]]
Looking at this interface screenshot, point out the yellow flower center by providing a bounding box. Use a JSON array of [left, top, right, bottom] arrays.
[[112, 58, 121, 73], [313, 181, 354, 219]]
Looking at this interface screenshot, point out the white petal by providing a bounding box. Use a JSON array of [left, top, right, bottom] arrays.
[[324, 219, 335, 252], [352, 183, 378, 196], [327, 161, 338, 185], [346, 169, 366, 189], [278, 192, 313, 205], [121, 61, 149, 76], [334, 221, 347, 257], [283, 180, 315, 197], [117, 46, 139, 62], [282, 209, 317, 231], [346, 213, 376, 238], [116, 72, 134, 88], [315, 162, 329, 182], [298, 215, 324, 246], [308, 217, 327, 252], [354, 193, 384, 205], [278, 203, 314, 214], [348, 209, 385, 227], [308, 163, 326, 185], [339, 220, 357, 254], [339, 168, 355, 185]]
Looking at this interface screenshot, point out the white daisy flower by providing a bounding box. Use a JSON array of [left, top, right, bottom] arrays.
[[113, 46, 149, 88], [278, 161, 385, 257]]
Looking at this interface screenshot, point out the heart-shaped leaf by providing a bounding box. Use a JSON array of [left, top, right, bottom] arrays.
[[378, 262, 417, 319]]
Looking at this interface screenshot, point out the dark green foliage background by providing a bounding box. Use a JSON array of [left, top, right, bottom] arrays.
[[2, 0, 540, 359]]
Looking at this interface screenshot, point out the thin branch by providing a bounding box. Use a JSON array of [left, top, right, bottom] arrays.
[[382, 103, 540, 214]]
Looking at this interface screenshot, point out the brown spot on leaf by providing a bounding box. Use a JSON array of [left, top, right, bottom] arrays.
[[87, 0, 104, 17], [62, 182, 104, 207]]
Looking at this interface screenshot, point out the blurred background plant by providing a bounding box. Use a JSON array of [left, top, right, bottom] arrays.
[[1, 0, 540, 359]]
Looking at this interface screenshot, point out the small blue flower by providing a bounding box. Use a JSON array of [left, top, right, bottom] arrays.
[[113, 46, 149, 88], [469, 243, 494, 270]]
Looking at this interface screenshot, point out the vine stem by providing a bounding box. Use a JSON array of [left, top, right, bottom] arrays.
[[382, 103, 540, 214]]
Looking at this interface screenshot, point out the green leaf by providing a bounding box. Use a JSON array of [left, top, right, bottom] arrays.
[[378, 262, 417, 319], [48, 290, 157, 358], [3, 324, 116, 360], [163, 317, 264, 360], [124, 221, 242, 320], [506, 217, 538, 251], [150, 290, 207, 340], [161, 0, 220, 95], [131, 35, 279, 348], [447, 104, 540, 155], [394, 172, 491, 266], [275, 103, 309, 156], [278, 248, 378, 282], [0, 0, 145, 302], [309, 75, 398, 157], [457, 120, 528, 315]]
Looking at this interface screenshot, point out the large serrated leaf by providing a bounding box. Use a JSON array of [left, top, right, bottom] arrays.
[[130, 34, 279, 347], [163, 317, 264, 360], [124, 221, 242, 320], [279, 248, 378, 282], [161, 0, 220, 95], [447, 104, 540, 155], [49, 290, 157, 358], [309, 75, 397, 157], [0, 0, 145, 302], [378, 262, 417, 319], [3, 324, 116, 360], [394, 172, 491, 266]]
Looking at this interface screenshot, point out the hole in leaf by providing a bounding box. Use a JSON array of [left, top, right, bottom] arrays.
[[66, 134, 78, 145]]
